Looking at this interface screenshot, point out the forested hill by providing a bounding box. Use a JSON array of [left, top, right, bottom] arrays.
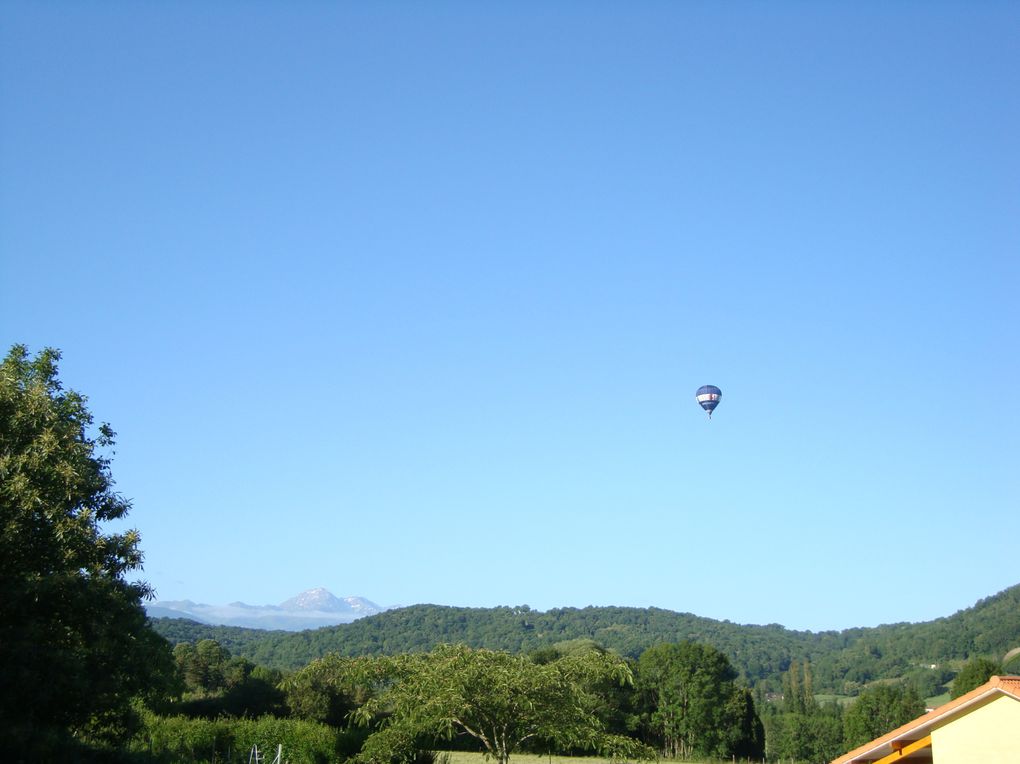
[[150, 582, 1020, 693]]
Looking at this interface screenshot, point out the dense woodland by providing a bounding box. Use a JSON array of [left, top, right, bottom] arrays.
[[151, 583, 1020, 696], [141, 576, 1020, 764], [3, 344, 1018, 764], [140, 627, 1009, 764]]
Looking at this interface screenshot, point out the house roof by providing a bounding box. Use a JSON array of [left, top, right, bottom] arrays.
[[831, 676, 1020, 764]]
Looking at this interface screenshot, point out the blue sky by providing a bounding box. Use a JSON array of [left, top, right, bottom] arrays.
[[2, 2, 1017, 632]]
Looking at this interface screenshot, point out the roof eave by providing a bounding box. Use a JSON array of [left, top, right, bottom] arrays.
[[832, 676, 1020, 764]]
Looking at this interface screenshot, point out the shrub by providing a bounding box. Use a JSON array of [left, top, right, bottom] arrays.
[[134, 712, 341, 763]]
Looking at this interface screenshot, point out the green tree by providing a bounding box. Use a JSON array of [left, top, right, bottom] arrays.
[[353, 644, 652, 764], [172, 639, 288, 719], [173, 639, 232, 694], [903, 665, 953, 699], [950, 656, 1002, 698], [195, 638, 230, 691], [0, 345, 176, 753], [224, 654, 257, 688], [214, 662, 287, 719], [767, 709, 844, 764], [636, 642, 763, 760], [782, 659, 818, 715], [783, 659, 803, 714], [529, 641, 639, 740], [283, 653, 380, 727], [722, 687, 766, 759], [842, 683, 925, 750], [173, 642, 203, 690]]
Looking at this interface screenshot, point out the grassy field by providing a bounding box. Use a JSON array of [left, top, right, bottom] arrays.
[[813, 693, 855, 707], [439, 752, 750, 764], [814, 690, 953, 710], [925, 692, 950, 707], [443, 753, 613, 764]]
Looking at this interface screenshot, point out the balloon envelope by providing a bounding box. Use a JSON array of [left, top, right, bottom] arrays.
[[696, 385, 722, 416]]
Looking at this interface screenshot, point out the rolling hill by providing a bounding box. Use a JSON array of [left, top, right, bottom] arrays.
[[148, 582, 1020, 694]]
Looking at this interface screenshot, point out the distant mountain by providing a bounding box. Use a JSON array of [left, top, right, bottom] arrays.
[[146, 588, 388, 630], [280, 588, 382, 616]]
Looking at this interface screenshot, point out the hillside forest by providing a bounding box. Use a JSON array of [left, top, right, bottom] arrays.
[[146, 588, 1019, 763], [151, 585, 1020, 697], [3, 343, 1018, 764]]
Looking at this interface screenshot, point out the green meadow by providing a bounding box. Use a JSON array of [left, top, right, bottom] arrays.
[[440, 754, 747, 764]]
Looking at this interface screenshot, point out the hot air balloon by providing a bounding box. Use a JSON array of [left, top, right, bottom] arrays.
[[696, 385, 722, 418]]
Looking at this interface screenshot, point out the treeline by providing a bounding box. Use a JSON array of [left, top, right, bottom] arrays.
[[151, 583, 1020, 695], [151, 637, 764, 762], [146, 636, 1009, 764], [152, 605, 810, 684]]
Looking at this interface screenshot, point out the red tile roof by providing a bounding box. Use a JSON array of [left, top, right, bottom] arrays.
[[830, 676, 1020, 763]]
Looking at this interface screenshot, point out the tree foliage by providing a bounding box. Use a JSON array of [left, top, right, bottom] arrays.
[[842, 683, 925, 750], [781, 660, 817, 715], [765, 707, 844, 764], [171, 638, 286, 719], [151, 582, 1020, 697], [0, 345, 176, 752], [352, 644, 653, 764], [282, 653, 381, 727], [635, 642, 763, 760], [133, 711, 343, 764], [759, 659, 845, 763], [950, 655, 1002, 699]]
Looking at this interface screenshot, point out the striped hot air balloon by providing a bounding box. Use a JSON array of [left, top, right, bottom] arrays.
[[696, 385, 722, 418]]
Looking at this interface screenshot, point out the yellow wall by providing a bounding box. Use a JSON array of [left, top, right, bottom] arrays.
[[932, 694, 1020, 764]]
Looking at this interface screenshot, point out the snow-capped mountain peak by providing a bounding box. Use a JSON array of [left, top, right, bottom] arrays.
[[146, 588, 388, 631], [281, 587, 348, 612]]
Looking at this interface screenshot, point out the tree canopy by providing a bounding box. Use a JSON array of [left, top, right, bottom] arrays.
[[842, 683, 925, 750], [636, 641, 763, 760], [950, 656, 1002, 699], [0, 345, 175, 753], [150, 582, 1020, 697], [351, 644, 653, 764]]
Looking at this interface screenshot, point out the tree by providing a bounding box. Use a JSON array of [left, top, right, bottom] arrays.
[[903, 664, 953, 699], [353, 644, 653, 764], [763, 693, 844, 764], [283, 653, 380, 727], [635, 642, 763, 760], [951, 656, 1002, 698], [767, 709, 844, 764], [173, 638, 241, 694], [0, 345, 176, 753], [782, 659, 817, 715], [174, 642, 203, 690], [842, 683, 925, 750], [195, 638, 230, 691], [721, 687, 766, 760]]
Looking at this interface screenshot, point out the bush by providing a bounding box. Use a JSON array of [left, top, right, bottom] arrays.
[[133, 712, 342, 763], [950, 657, 1002, 699]]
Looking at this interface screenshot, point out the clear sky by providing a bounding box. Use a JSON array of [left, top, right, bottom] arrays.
[[2, 2, 1017, 632]]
